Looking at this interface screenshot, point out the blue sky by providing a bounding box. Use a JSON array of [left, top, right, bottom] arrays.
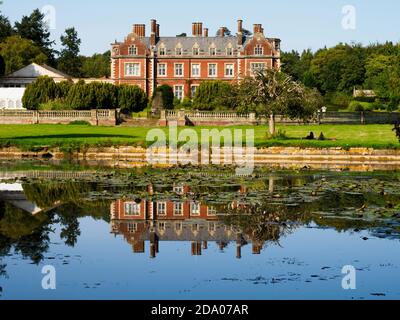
[[4, 0, 400, 56]]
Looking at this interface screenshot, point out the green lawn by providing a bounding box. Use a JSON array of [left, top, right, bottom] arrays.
[[0, 124, 398, 151]]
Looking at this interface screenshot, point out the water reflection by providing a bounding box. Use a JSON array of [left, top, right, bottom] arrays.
[[0, 168, 400, 299]]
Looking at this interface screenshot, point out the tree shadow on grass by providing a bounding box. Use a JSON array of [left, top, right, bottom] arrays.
[[5, 134, 138, 140]]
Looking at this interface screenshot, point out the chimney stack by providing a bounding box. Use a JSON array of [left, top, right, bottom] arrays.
[[156, 24, 160, 38], [192, 22, 203, 37], [203, 28, 209, 37], [150, 19, 157, 45], [218, 27, 226, 37], [133, 24, 146, 37], [253, 24, 263, 34], [237, 19, 244, 46]]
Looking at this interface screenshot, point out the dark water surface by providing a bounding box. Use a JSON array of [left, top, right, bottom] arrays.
[[0, 162, 399, 300]]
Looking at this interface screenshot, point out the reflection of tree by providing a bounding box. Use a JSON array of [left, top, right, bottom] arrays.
[[223, 202, 301, 246], [22, 181, 92, 209]]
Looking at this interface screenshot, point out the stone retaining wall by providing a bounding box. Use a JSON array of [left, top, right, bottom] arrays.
[[1, 146, 400, 171]]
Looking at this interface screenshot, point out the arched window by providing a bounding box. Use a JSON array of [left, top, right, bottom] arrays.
[[175, 44, 182, 56], [209, 44, 217, 56], [159, 44, 166, 56], [226, 43, 233, 56], [192, 44, 199, 55]]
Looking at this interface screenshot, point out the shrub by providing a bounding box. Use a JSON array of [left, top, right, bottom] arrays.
[[69, 120, 91, 125], [192, 80, 236, 111], [348, 102, 364, 112], [353, 96, 376, 103], [180, 97, 193, 109], [65, 80, 93, 110], [55, 81, 73, 100], [22, 76, 57, 110], [117, 85, 148, 114], [328, 92, 352, 109], [39, 100, 73, 110], [173, 97, 181, 108]]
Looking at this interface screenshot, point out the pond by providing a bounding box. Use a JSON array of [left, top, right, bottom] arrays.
[[0, 161, 399, 300]]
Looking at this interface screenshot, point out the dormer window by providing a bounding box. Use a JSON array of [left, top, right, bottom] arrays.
[[254, 45, 263, 55], [128, 45, 137, 55], [226, 47, 233, 56], [210, 47, 217, 56], [176, 47, 182, 55], [193, 47, 199, 55], [159, 46, 166, 56]]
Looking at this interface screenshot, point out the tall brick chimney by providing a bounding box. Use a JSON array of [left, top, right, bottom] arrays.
[[156, 24, 160, 38], [218, 27, 226, 37], [203, 28, 209, 37], [133, 24, 146, 37], [237, 19, 243, 45], [192, 22, 203, 37], [150, 19, 157, 45], [253, 24, 263, 34]]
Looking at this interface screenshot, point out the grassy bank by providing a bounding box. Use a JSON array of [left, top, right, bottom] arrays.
[[0, 124, 398, 151]]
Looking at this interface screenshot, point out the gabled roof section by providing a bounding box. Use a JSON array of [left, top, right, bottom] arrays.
[[5, 63, 72, 79]]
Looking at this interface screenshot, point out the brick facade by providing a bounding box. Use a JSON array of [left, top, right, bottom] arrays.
[[111, 19, 281, 98]]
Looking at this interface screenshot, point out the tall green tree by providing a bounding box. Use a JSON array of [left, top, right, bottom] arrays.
[[0, 12, 13, 42], [57, 27, 82, 77], [80, 51, 111, 78], [238, 69, 322, 135], [14, 9, 55, 63], [0, 35, 47, 74]]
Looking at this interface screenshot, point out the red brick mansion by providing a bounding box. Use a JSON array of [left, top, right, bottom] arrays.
[[111, 19, 281, 99]]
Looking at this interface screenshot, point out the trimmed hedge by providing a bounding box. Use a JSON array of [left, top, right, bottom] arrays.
[[23, 77, 147, 112], [22, 76, 57, 110]]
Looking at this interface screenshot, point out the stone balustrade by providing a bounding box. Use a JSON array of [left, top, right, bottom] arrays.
[[0, 109, 118, 126]]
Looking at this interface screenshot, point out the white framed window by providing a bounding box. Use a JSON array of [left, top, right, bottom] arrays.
[[193, 47, 199, 55], [208, 206, 217, 216], [226, 47, 233, 56], [191, 63, 200, 77], [192, 223, 200, 232], [254, 45, 263, 55], [125, 202, 141, 216], [157, 63, 166, 77], [159, 46, 166, 56], [174, 86, 184, 100], [174, 63, 184, 77], [176, 47, 182, 55], [174, 202, 184, 216], [128, 45, 137, 55], [209, 47, 217, 56], [251, 63, 266, 73], [191, 85, 199, 98], [127, 223, 138, 233], [174, 185, 184, 194], [157, 202, 167, 215], [191, 202, 200, 216], [208, 63, 217, 77], [125, 63, 140, 76], [225, 64, 234, 77]]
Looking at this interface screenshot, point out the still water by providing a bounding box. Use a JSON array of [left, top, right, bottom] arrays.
[[0, 162, 399, 300]]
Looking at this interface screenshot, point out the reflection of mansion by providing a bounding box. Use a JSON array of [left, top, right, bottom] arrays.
[[110, 184, 264, 258]]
